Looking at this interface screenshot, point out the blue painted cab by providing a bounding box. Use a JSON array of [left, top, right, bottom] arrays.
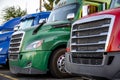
[[0, 17, 21, 65]]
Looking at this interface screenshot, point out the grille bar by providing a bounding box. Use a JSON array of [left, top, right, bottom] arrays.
[[9, 51, 19, 54], [71, 41, 105, 46], [71, 49, 105, 53], [72, 24, 109, 32], [10, 42, 20, 45], [73, 18, 111, 30], [9, 46, 20, 48], [72, 32, 108, 39]]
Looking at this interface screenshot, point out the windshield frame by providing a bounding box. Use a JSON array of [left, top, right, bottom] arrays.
[[47, 3, 79, 23]]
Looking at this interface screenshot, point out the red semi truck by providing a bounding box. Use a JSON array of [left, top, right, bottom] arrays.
[[65, 0, 120, 79]]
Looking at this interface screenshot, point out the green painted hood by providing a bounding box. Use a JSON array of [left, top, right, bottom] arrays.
[[20, 20, 71, 52]]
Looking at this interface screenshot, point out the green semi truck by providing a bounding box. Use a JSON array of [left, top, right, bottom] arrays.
[[8, 0, 111, 78]]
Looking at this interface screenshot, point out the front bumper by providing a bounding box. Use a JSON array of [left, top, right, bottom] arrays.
[[9, 50, 51, 74], [10, 65, 46, 74], [65, 52, 120, 79]]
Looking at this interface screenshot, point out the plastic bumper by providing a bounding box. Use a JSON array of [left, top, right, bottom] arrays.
[[65, 52, 120, 79], [9, 50, 51, 74], [10, 65, 46, 74]]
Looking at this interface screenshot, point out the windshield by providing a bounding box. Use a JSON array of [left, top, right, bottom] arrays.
[[110, 0, 120, 8], [19, 19, 33, 30], [48, 3, 79, 22]]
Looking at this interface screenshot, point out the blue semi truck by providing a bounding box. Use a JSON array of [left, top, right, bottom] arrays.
[[0, 17, 21, 66], [0, 12, 50, 66]]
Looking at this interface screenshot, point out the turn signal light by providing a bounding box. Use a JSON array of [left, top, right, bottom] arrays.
[[66, 48, 70, 52]]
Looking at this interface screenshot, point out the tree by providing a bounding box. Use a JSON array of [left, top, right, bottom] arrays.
[[43, 0, 60, 10], [2, 6, 27, 22]]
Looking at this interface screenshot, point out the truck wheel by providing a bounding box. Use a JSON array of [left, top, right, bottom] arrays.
[[49, 48, 70, 78]]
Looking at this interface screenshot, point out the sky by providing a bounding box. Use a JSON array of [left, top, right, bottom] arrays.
[[0, 0, 42, 25]]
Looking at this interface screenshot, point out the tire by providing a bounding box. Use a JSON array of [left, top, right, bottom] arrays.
[[49, 48, 70, 78]]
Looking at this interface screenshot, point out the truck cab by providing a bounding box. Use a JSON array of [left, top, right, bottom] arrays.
[[8, 0, 111, 78], [0, 17, 20, 65], [65, 0, 120, 79]]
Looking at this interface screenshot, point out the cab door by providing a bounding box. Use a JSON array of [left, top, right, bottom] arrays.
[[81, 1, 107, 17]]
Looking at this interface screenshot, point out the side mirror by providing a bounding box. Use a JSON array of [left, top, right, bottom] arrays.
[[67, 13, 75, 21], [39, 19, 47, 24], [14, 24, 20, 31]]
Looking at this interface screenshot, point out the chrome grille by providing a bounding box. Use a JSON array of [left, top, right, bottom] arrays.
[[9, 31, 25, 60], [71, 18, 111, 65]]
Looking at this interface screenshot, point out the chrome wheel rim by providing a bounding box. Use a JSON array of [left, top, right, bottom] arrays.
[[57, 54, 66, 73]]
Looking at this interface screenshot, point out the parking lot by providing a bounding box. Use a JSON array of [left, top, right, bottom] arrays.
[[0, 66, 120, 80]]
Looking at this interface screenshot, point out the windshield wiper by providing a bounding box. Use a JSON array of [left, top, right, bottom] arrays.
[[32, 21, 46, 35]]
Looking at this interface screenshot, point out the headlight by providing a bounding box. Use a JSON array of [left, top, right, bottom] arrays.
[[26, 40, 43, 50]]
